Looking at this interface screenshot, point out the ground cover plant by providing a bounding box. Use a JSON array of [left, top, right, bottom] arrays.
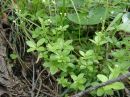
[[1, 0, 130, 97]]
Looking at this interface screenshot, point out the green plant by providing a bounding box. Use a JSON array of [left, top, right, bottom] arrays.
[[12, 0, 130, 96], [43, 38, 74, 74], [26, 38, 45, 52], [10, 53, 18, 60], [70, 73, 86, 90]]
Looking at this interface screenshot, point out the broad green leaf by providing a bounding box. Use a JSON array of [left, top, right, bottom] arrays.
[[26, 41, 36, 48], [37, 38, 45, 47], [97, 74, 108, 82], [67, 7, 108, 25], [111, 82, 125, 90], [72, 0, 85, 6], [56, 0, 84, 7], [97, 88, 104, 96]]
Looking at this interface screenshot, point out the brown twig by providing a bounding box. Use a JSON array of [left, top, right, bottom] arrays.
[[125, 88, 130, 97], [71, 72, 130, 97], [35, 78, 42, 97], [31, 58, 35, 97]]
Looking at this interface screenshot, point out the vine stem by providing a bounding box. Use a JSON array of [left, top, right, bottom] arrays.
[[70, 72, 130, 97]]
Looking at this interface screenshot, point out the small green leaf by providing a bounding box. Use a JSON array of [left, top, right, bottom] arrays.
[[68, 63, 75, 68], [37, 38, 45, 47], [70, 83, 77, 89], [109, 67, 121, 79], [38, 17, 44, 25], [57, 77, 70, 87], [80, 59, 86, 65], [59, 65, 67, 72], [10, 53, 17, 59], [111, 82, 125, 90], [79, 51, 85, 56], [50, 65, 58, 75], [71, 75, 77, 81], [106, 13, 123, 31], [65, 40, 73, 45], [91, 82, 100, 86], [97, 88, 104, 96], [105, 89, 113, 95], [79, 78, 86, 84], [37, 47, 45, 51], [27, 47, 36, 52], [97, 74, 108, 82], [86, 50, 94, 56], [26, 41, 36, 48], [43, 62, 50, 67], [63, 49, 71, 55], [78, 85, 85, 90], [38, 53, 43, 58], [78, 73, 84, 79], [104, 85, 113, 91]]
